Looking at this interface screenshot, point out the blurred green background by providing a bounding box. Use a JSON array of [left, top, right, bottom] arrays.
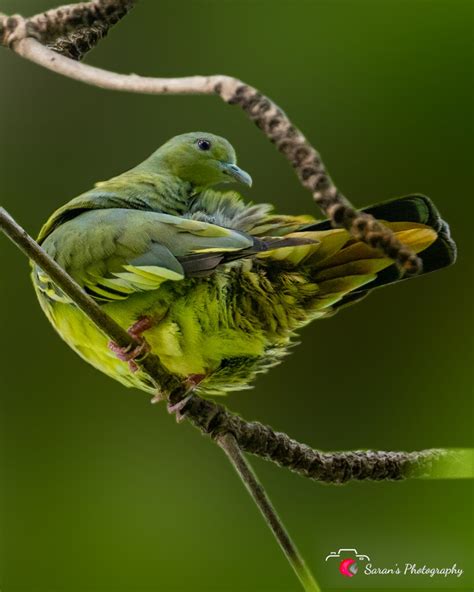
[[0, 1, 472, 591]]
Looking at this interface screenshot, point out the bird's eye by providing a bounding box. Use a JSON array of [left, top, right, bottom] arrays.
[[197, 139, 212, 151]]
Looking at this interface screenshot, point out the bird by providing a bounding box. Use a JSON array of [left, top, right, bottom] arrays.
[[32, 132, 456, 414]]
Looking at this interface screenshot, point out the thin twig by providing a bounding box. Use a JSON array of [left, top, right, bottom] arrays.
[[0, 207, 322, 592], [218, 433, 320, 592], [0, 208, 182, 397], [1, 3, 453, 482], [0, 207, 467, 484], [0, 4, 468, 590], [0, 11, 422, 275]]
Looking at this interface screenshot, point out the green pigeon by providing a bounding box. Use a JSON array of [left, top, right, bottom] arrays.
[[32, 132, 456, 411]]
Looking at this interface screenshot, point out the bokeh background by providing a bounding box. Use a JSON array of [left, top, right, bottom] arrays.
[[0, 1, 472, 591]]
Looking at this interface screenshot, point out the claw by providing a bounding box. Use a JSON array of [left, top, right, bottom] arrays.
[[108, 316, 154, 372], [167, 393, 194, 423], [108, 339, 150, 372], [153, 374, 204, 419], [151, 390, 165, 404]]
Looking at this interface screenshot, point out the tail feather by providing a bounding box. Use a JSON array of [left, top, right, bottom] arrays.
[[354, 194, 456, 282], [301, 195, 456, 298]]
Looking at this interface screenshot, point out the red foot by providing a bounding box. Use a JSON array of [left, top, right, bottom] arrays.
[[167, 393, 194, 423], [108, 316, 154, 372], [165, 374, 206, 422]]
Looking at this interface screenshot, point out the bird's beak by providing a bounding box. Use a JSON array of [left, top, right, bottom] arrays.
[[220, 162, 253, 187]]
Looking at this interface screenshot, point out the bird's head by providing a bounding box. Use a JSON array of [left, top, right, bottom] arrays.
[[144, 132, 252, 191]]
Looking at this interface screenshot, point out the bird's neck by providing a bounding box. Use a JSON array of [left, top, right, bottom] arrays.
[[95, 169, 195, 216]]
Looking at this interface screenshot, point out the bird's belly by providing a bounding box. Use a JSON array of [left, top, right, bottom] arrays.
[[39, 283, 281, 396]]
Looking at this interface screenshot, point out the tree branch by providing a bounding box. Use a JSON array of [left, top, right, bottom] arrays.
[[43, 0, 137, 60], [0, 1, 136, 59], [218, 433, 320, 592], [0, 4, 469, 590], [1, 207, 467, 484], [0, 3, 422, 275], [0, 206, 325, 592]]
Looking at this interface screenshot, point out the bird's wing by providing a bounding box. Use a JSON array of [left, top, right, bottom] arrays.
[[36, 208, 314, 303]]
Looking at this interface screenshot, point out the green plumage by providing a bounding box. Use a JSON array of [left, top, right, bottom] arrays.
[[32, 132, 456, 396]]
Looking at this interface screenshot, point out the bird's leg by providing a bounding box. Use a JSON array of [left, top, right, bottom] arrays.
[[167, 374, 206, 423], [185, 373, 206, 390], [108, 316, 154, 372], [127, 316, 155, 339]]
